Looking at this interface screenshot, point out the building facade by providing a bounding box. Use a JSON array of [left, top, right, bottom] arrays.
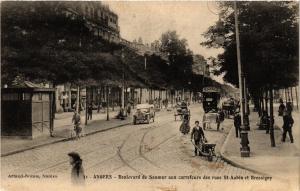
[[61, 1, 120, 44]]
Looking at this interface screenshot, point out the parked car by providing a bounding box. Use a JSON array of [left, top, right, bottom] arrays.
[[133, 104, 155, 125]]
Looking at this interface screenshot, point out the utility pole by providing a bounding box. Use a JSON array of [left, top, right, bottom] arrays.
[[76, 86, 80, 113], [243, 77, 249, 130], [121, 49, 125, 111], [85, 86, 88, 125], [107, 86, 110, 121], [234, 1, 250, 157]]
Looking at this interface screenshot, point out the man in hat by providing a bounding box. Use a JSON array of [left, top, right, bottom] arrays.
[[234, 112, 241, 138], [191, 121, 206, 156], [282, 110, 294, 143]]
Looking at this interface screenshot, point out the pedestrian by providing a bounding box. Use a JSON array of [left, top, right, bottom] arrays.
[[278, 98, 285, 116], [87, 104, 93, 120], [72, 111, 82, 139], [126, 102, 131, 116], [282, 110, 294, 143], [116, 106, 125, 120], [286, 102, 293, 115], [68, 152, 85, 185], [234, 112, 241, 138], [191, 121, 206, 156], [216, 109, 225, 131], [180, 112, 190, 134]]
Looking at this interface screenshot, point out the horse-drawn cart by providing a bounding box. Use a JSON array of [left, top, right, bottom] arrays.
[[174, 102, 190, 121]]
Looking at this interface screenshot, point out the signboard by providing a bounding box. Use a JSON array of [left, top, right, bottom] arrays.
[[203, 86, 220, 93]]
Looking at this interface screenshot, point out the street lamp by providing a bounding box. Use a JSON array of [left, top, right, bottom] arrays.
[[234, 1, 250, 157], [208, 2, 250, 157], [121, 49, 125, 111]]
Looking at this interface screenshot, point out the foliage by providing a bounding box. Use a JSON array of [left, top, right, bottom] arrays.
[[202, 1, 299, 90]]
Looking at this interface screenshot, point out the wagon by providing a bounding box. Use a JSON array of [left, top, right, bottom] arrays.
[[191, 139, 216, 161], [174, 102, 190, 121]]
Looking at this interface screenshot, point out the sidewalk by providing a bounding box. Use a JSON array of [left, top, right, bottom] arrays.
[[221, 106, 300, 190], [1, 109, 132, 157]]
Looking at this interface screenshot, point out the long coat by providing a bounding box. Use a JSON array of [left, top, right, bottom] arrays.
[[71, 160, 85, 185]]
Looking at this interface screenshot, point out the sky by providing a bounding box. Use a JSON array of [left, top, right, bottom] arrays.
[[106, 1, 225, 83], [106, 1, 223, 58]]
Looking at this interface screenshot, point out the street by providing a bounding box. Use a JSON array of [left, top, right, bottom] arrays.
[[1, 104, 288, 191]]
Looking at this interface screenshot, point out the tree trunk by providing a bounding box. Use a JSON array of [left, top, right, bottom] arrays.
[[85, 86, 88, 125], [260, 90, 264, 116], [295, 86, 299, 110], [107, 86, 110, 121], [269, 86, 275, 147], [264, 88, 269, 116], [285, 88, 288, 104], [76, 86, 80, 113], [140, 88, 142, 104], [50, 90, 55, 136], [290, 87, 294, 107]]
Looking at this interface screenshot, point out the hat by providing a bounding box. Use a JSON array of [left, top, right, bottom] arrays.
[[68, 152, 81, 162]]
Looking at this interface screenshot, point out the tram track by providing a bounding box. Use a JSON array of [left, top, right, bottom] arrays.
[[27, 113, 174, 175]]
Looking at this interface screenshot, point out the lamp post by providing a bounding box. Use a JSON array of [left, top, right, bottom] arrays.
[[234, 1, 250, 157], [106, 86, 110, 121], [121, 49, 125, 111]]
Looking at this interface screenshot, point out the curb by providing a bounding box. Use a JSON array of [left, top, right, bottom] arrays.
[[219, 126, 270, 176], [220, 126, 291, 185], [1, 121, 131, 157]]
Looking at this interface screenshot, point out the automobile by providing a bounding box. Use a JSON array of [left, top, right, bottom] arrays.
[[202, 110, 219, 130], [133, 104, 155, 125]]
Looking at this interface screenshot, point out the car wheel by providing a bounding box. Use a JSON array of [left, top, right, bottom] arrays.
[[133, 117, 137, 125]]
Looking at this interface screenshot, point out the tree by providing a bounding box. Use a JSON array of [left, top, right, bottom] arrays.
[[159, 31, 193, 88], [202, 2, 298, 89], [1, 1, 125, 87], [202, 1, 299, 146]]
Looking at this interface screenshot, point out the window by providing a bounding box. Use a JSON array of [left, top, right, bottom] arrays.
[[85, 6, 89, 16]]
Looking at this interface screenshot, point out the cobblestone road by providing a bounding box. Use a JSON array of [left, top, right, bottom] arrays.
[[1, 104, 288, 191]]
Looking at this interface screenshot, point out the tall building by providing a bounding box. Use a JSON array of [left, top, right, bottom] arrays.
[[61, 1, 120, 43]]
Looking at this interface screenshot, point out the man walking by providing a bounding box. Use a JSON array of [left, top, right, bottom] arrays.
[[278, 98, 285, 116], [216, 109, 225, 131], [234, 112, 241, 138], [87, 104, 93, 120], [282, 111, 294, 143], [72, 111, 82, 139], [191, 121, 205, 156]]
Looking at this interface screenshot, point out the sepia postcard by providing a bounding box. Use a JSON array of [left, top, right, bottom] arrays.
[[1, 1, 299, 191]]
